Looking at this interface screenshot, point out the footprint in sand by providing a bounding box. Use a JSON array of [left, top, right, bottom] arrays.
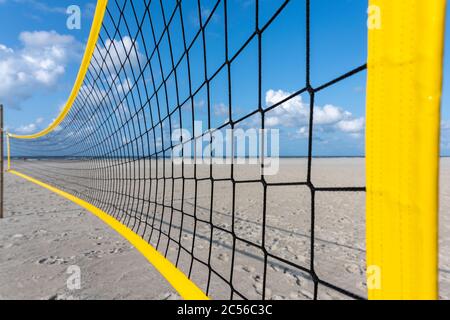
[[344, 263, 362, 275], [269, 264, 282, 272], [271, 295, 287, 300], [242, 265, 256, 273], [84, 250, 104, 259], [47, 293, 79, 300], [318, 290, 336, 300], [109, 247, 125, 254], [356, 281, 367, 291], [32, 230, 49, 237], [217, 253, 229, 262], [299, 289, 314, 300], [11, 234, 25, 240], [158, 292, 180, 300], [37, 256, 69, 265], [253, 274, 262, 283], [253, 282, 266, 296]]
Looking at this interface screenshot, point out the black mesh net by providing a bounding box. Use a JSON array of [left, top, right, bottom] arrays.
[[9, 0, 367, 300]]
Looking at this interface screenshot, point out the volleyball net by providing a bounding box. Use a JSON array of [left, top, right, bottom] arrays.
[[6, 0, 447, 300]]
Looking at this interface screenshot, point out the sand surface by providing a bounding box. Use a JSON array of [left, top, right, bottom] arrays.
[[0, 158, 448, 300], [439, 159, 450, 299], [0, 173, 179, 300]]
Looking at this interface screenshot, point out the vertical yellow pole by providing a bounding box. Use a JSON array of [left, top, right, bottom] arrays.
[[366, 0, 446, 299]]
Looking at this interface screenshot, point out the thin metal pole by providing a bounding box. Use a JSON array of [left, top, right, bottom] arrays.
[[0, 104, 3, 219]]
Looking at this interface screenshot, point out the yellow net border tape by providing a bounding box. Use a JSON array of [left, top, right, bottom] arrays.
[[8, 170, 209, 300], [6, 0, 209, 299], [8, 0, 109, 139]]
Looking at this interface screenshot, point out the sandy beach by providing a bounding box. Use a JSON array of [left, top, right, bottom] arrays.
[[0, 158, 448, 300], [0, 173, 179, 300]]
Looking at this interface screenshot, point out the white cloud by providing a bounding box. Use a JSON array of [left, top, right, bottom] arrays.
[[92, 36, 142, 72], [214, 103, 228, 117], [19, 30, 73, 49], [195, 99, 206, 109], [14, 117, 45, 134], [265, 89, 365, 137], [336, 117, 365, 133], [315, 104, 351, 125], [79, 82, 107, 101], [265, 90, 309, 127], [0, 44, 13, 54], [0, 30, 81, 108], [15, 123, 37, 134]]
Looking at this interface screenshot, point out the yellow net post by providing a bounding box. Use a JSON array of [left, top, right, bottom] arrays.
[[366, 0, 446, 299], [6, 133, 10, 171]]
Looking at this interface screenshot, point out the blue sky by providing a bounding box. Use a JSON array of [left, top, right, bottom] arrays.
[[0, 0, 448, 156], [0, 0, 95, 131]]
